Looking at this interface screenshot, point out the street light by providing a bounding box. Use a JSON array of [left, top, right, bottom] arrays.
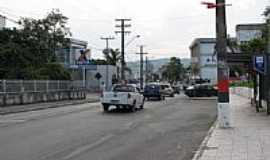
[[125, 35, 140, 47]]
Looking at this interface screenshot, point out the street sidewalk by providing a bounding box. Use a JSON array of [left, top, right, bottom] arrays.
[[193, 94, 270, 160], [0, 93, 100, 115]]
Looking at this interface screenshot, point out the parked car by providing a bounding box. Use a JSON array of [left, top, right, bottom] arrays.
[[101, 84, 144, 112], [143, 84, 165, 100], [172, 85, 181, 94], [184, 84, 217, 97], [160, 84, 175, 97]]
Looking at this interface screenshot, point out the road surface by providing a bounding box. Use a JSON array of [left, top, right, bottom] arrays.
[[0, 95, 217, 160]]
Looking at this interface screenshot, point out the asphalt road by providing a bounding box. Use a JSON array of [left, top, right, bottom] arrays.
[[0, 95, 217, 160]]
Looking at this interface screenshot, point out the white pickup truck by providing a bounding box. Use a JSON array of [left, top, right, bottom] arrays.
[[100, 84, 144, 112]]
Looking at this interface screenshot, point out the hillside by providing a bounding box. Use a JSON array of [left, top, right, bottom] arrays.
[[127, 58, 190, 74]]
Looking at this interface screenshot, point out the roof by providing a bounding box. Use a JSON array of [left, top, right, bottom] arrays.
[[68, 38, 88, 47], [236, 23, 265, 31], [189, 38, 216, 49]]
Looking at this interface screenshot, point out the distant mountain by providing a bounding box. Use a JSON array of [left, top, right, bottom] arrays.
[[127, 58, 190, 74]]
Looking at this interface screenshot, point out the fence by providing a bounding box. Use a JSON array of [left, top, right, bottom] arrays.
[[0, 80, 88, 106], [0, 80, 85, 93]]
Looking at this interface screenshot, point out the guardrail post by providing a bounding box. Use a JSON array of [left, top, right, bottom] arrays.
[[46, 80, 49, 93], [3, 80, 6, 106], [57, 80, 60, 91], [20, 80, 24, 104], [34, 80, 37, 92]]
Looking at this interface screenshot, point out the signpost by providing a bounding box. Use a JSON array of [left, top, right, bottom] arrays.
[[253, 55, 267, 75]]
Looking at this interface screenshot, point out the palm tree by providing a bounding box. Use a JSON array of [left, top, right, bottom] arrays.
[[103, 48, 121, 66]]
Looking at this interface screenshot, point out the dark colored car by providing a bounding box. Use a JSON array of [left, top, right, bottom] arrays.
[[172, 86, 181, 94], [184, 84, 217, 97], [143, 84, 165, 100]]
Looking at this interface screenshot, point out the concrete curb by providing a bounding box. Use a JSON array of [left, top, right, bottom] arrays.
[[0, 99, 100, 115], [192, 120, 217, 160]]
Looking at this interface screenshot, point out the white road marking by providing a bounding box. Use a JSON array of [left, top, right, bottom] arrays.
[[0, 119, 26, 123], [62, 134, 114, 160]]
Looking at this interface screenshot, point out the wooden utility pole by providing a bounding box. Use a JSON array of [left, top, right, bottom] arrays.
[[115, 19, 131, 81], [136, 45, 148, 89]]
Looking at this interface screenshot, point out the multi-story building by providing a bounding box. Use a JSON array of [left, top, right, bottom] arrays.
[[189, 38, 217, 84], [236, 23, 264, 45], [0, 15, 6, 30]]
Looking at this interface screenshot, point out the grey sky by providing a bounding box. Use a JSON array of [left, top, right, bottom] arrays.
[[0, 0, 269, 61]]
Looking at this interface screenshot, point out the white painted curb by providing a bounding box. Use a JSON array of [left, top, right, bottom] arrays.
[[191, 121, 217, 160]]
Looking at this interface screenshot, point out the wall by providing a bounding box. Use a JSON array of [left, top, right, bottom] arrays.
[[230, 87, 253, 99], [201, 67, 217, 84], [86, 65, 117, 91], [0, 90, 86, 107], [199, 42, 217, 84]]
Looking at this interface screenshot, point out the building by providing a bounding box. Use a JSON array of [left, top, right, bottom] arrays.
[[56, 38, 117, 91], [56, 38, 89, 67], [0, 15, 6, 30], [236, 23, 264, 45], [189, 38, 217, 84]]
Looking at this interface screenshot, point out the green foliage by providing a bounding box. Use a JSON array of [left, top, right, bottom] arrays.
[[230, 81, 254, 88], [240, 38, 266, 54], [92, 59, 108, 65], [160, 57, 184, 83], [0, 9, 71, 80], [103, 48, 121, 65]]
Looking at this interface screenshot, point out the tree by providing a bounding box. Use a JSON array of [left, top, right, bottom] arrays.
[[103, 48, 121, 65], [0, 9, 71, 80], [160, 57, 184, 84]]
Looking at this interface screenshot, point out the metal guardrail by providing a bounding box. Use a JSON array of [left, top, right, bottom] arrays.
[[0, 80, 85, 94]]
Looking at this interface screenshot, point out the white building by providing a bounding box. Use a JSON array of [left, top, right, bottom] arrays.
[[236, 23, 264, 45], [56, 38, 117, 91], [190, 38, 217, 84], [0, 15, 6, 30]]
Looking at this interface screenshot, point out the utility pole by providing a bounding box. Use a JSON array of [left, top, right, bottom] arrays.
[[216, 0, 231, 128], [101, 36, 115, 91], [201, 0, 232, 128], [136, 45, 148, 89], [266, 18, 270, 115], [115, 19, 131, 81], [100, 36, 115, 51], [145, 56, 149, 84]]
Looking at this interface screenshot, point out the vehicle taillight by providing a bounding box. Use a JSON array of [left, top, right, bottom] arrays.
[[128, 93, 131, 98]]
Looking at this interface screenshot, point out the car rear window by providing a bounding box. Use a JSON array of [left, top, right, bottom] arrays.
[[161, 85, 169, 89], [145, 85, 159, 90], [113, 85, 135, 92]]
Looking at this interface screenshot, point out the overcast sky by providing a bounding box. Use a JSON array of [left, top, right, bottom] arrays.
[[0, 0, 269, 61]]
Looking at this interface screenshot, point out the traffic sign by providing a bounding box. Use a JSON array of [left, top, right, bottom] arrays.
[[95, 73, 102, 80], [253, 55, 267, 75]]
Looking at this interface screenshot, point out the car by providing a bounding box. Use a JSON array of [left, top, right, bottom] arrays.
[[172, 85, 181, 94], [184, 84, 217, 97], [143, 84, 165, 100], [160, 84, 175, 97], [100, 84, 144, 112]]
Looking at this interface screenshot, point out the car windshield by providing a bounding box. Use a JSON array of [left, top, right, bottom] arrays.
[[113, 85, 135, 92]]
